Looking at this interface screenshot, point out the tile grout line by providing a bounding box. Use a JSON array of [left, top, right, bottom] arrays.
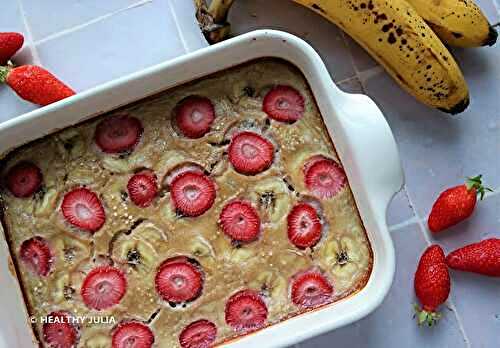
[[16, 0, 41, 65], [336, 75, 359, 86], [167, 0, 190, 53], [388, 216, 420, 232], [405, 189, 472, 348], [338, 30, 384, 92], [338, 31, 364, 86], [33, 0, 153, 46], [388, 183, 499, 233]]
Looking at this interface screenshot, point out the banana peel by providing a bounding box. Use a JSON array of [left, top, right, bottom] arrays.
[[196, 0, 498, 114]]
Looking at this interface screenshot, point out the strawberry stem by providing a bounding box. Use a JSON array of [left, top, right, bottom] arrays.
[[465, 175, 493, 200], [413, 304, 441, 327], [0, 66, 10, 83]]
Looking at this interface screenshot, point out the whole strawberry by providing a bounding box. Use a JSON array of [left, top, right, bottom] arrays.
[[428, 175, 492, 233], [414, 245, 450, 326], [446, 238, 500, 277], [0, 32, 24, 65], [0, 65, 75, 106]]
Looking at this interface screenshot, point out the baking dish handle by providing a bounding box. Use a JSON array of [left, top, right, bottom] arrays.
[[333, 91, 404, 221]]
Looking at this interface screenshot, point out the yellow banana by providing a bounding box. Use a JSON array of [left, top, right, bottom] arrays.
[[292, 0, 469, 113], [407, 0, 498, 47]]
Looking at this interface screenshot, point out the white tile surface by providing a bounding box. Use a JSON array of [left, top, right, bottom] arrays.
[[20, 0, 139, 41], [35, 0, 191, 92]]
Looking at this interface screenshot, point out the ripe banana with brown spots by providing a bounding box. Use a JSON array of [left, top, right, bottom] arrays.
[[292, 0, 469, 114], [406, 0, 498, 47]]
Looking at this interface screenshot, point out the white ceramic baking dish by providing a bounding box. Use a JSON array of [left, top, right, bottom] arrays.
[[0, 30, 403, 348]]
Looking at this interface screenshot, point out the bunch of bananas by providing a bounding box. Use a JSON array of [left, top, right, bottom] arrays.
[[195, 0, 498, 114]]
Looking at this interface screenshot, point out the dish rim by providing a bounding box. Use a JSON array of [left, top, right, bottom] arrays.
[[0, 29, 403, 348]]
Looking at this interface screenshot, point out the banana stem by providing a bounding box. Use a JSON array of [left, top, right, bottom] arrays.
[[208, 0, 236, 23], [194, 0, 235, 44]]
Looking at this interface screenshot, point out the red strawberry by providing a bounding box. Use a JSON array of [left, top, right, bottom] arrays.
[[225, 290, 268, 332], [155, 257, 203, 303], [219, 200, 261, 243], [175, 96, 215, 139], [81, 266, 127, 310], [0, 65, 75, 106], [287, 203, 322, 249], [304, 157, 347, 199], [179, 319, 217, 348], [42, 311, 79, 348], [446, 238, 500, 277], [414, 245, 450, 326], [290, 270, 333, 308], [0, 32, 24, 65], [95, 115, 143, 154], [263, 85, 305, 123], [5, 161, 42, 198], [228, 132, 274, 175], [127, 170, 158, 207], [170, 171, 216, 217], [61, 188, 106, 232], [19, 236, 52, 276], [163, 163, 204, 187], [112, 321, 154, 348], [428, 175, 492, 233]]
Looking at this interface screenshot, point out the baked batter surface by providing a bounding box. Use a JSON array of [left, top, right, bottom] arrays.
[[0, 59, 372, 347]]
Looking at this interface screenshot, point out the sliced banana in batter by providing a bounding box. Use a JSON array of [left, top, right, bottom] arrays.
[[34, 188, 59, 218], [56, 129, 86, 160], [249, 270, 287, 299], [101, 156, 131, 174], [81, 330, 112, 348], [50, 272, 75, 304], [249, 177, 292, 224], [188, 235, 216, 270], [321, 236, 370, 284], [50, 233, 92, 270], [111, 221, 167, 274]]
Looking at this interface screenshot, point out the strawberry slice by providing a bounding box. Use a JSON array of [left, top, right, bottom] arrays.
[[304, 158, 347, 199], [170, 171, 216, 217], [155, 257, 203, 303], [163, 163, 204, 187], [81, 266, 127, 310], [127, 170, 158, 207], [19, 236, 52, 276], [287, 203, 322, 249], [225, 290, 268, 332], [179, 319, 217, 348], [95, 115, 143, 153], [61, 188, 106, 232], [219, 200, 261, 243], [42, 311, 79, 348], [228, 132, 274, 175], [263, 85, 305, 123], [112, 321, 154, 348], [290, 270, 333, 308], [175, 96, 215, 139], [5, 161, 42, 198]]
